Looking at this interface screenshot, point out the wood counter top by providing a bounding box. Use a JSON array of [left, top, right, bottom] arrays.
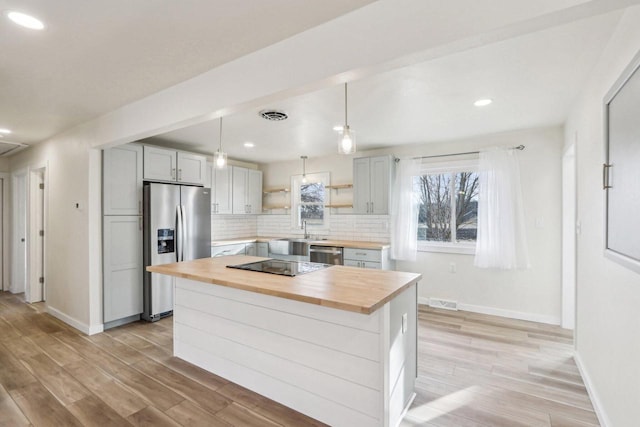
[[211, 237, 390, 250], [147, 256, 420, 314]]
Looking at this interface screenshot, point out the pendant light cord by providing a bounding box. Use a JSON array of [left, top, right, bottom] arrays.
[[344, 83, 348, 126], [218, 117, 223, 151]]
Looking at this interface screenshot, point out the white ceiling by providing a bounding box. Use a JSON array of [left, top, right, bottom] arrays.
[[145, 10, 622, 164], [0, 0, 374, 146]]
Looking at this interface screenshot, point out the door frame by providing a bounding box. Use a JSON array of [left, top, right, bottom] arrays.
[[562, 143, 577, 331], [0, 173, 8, 291], [27, 163, 48, 303]]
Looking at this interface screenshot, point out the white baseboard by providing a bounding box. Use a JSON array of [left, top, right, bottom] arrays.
[[418, 297, 561, 325], [47, 305, 103, 335], [574, 352, 610, 427]]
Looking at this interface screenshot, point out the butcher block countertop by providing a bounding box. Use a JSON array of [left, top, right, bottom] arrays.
[[211, 237, 390, 250], [147, 255, 420, 314]]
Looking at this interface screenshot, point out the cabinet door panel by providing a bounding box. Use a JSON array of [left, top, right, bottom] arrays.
[[232, 167, 248, 214], [215, 167, 233, 214], [257, 242, 269, 257], [247, 170, 263, 214], [103, 145, 143, 215], [177, 152, 206, 185], [103, 216, 143, 322], [370, 156, 390, 215], [144, 146, 176, 182], [352, 158, 371, 214]]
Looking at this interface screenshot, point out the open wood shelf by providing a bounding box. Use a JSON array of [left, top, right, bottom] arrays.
[[263, 187, 290, 194], [326, 203, 353, 209], [326, 183, 353, 190], [263, 205, 290, 211]]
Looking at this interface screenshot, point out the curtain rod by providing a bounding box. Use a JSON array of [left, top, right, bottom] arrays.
[[396, 144, 525, 162]]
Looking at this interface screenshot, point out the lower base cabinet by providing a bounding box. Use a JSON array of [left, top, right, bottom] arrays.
[[103, 216, 143, 323], [343, 247, 392, 270]]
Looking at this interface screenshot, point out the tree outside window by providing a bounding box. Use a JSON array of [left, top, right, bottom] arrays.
[[299, 182, 325, 224], [415, 171, 479, 244]]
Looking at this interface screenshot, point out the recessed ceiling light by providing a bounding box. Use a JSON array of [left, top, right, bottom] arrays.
[[333, 125, 343, 132], [0, 128, 12, 134], [6, 11, 45, 30], [474, 98, 493, 107], [243, 142, 255, 148]]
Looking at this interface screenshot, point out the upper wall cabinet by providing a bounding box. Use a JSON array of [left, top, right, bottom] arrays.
[[207, 163, 233, 214], [232, 166, 263, 214], [353, 155, 393, 215], [103, 144, 143, 216], [143, 146, 206, 185]]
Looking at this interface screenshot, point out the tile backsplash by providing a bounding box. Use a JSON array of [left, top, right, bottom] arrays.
[[211, 215, 258, 240], [257, 214, 390, 242], [211, 214, 391, 242]]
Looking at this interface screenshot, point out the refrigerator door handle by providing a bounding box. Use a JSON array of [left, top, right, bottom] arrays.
[[181, 205, 187, 261], [176, 204, 183, 262]]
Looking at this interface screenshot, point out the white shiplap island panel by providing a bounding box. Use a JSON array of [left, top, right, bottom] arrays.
[[149, 256, 420, 426]]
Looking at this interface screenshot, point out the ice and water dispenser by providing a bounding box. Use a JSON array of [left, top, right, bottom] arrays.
[[157, 228, 175, 254]]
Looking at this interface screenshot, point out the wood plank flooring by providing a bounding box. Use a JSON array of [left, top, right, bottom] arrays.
[[0, 291, 598, 426]]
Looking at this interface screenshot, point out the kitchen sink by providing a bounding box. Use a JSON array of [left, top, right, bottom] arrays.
[[268, 238, 311, 256]]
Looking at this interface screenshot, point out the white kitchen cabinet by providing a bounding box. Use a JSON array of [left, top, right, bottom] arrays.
[[143, 146, 206, 185], [211, 243, 246, 257], [103, 216, 143, 323], [232, 166, 263, 214], [343, 247, 392, 270], [353, 155, 393, 215], [208, 163, 233, 214], [245, 243, 257, 256], [178, 152, 207, 185], [103, 144, 143, 216], [257, 242, 269, 257]]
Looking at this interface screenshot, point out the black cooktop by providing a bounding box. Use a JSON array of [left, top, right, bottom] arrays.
[[226, 259, 331, 277]]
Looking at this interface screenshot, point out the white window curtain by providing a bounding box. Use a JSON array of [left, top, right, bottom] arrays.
[[391, 158, 421, 261], [474, 147, 530, 269]]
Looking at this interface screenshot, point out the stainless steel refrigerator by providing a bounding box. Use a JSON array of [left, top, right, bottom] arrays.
[[143, 182, 211, 321]]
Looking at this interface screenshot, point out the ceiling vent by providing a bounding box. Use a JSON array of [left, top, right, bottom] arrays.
[[259, 110, 288, 121]]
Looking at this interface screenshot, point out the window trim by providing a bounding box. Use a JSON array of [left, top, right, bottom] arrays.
[[416, 158, 479, 253], [290, 172, 330, 231]]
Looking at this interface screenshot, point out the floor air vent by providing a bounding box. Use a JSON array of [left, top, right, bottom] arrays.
[[428, 298, 458, 311]]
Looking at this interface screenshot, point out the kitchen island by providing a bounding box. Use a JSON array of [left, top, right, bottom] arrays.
[[147, 255, 421, 427]]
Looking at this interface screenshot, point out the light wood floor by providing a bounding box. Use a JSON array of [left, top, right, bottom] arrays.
[[0, 291, 598, 426]]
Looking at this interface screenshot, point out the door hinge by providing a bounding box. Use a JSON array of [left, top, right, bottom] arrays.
[[39, 277, 44, 284], [39, 183, 44, 190], [39, 230, 44, 237]]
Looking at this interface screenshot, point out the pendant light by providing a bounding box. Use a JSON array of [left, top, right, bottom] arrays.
[[338, 82, 356, 155], [300, 155, 308, 183], [214, 117, 227, 169]]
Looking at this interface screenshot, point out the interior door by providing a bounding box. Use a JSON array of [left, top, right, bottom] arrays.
[[11, 172, 27, 294]]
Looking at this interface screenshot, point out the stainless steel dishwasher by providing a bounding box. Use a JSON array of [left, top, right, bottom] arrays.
[[309, 245, 343, 265]]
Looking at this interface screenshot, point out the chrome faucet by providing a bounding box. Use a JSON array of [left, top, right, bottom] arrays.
[[302, 220, 310, 239]]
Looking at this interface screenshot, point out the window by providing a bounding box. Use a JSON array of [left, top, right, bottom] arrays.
[[414, 160, 479, 253], [300, 182, 325, 223], [291, 172, 330, 229]]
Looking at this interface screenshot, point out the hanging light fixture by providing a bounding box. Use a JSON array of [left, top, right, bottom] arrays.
[[214, 117, 227, 169], [338, 82, 356, 155], [300, 155, 308, 183]]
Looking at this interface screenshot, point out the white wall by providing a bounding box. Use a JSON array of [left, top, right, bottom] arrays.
[[259, 126, 564, 324], [9, 135, 94, 332], [565, 6, 640, 426]]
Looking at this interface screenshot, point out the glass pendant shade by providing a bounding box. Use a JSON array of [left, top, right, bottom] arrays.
[[338, 125, 356, 155], [338, 82, 356, 155], [214, 117, 227, 169], [214, 150, 227, 169]]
